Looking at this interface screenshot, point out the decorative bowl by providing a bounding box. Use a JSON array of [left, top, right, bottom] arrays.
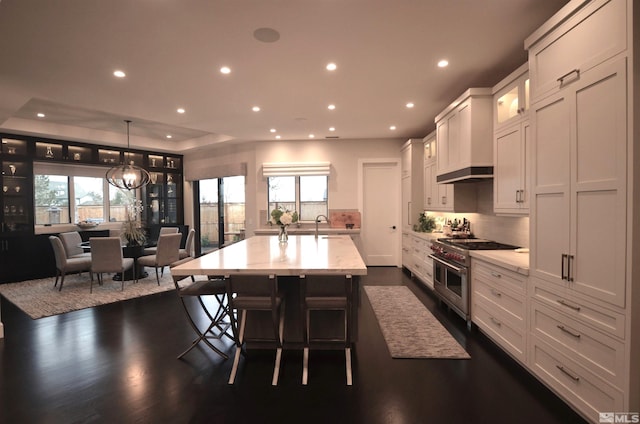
[[77, 221, 99, 230]]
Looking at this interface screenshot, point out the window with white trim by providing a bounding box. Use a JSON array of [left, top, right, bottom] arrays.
[[267, 175, 328, 221]]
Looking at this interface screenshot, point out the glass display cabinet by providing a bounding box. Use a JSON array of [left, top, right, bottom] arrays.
[[1, 138, 33, 234]]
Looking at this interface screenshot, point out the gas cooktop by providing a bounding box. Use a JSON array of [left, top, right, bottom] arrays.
[[437, 238, 519, 251]]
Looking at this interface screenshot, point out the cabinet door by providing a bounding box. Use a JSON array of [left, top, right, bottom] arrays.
[[570, 58, 626, 307], [401, 176, 411, 230], [530, 91, 571, 284], [494, 125, 522, 212], [423, 162, 434, 209], [436, 119, 449, 174]]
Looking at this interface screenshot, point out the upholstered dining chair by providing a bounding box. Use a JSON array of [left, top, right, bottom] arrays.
[[170, 259, 232, 360], [226, 274, 286, 385], [300, 274, 354, 385], [138, 233, 182, 284], [143, 226, 179, 255], [179, 228, 196, 260], [49, 236, 92, 291], [59, 231, 91, 259], [90, 237, 135, 293]]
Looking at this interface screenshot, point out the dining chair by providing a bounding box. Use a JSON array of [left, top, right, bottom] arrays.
[[300, 274, 354, 385], [138, 233, 182, 284], [143, 226, 179, 255], [90, 236, 135, 293], [59, 231, 91, 259], [49, 236, 92, 291], [171, 259, 232, 360], [179, 228, 196, 260], [226, 274, 285, 385]]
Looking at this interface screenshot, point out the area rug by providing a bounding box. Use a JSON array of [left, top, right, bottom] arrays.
[[364, 285, 470, 359], [0, 272, 178, 320]]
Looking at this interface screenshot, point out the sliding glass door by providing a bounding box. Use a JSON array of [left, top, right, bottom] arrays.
[[197, 176, 245, 254]]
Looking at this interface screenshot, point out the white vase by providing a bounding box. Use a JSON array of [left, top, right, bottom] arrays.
[[278, 225, 288, 243]]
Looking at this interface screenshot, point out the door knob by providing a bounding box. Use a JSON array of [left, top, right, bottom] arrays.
[[390, 225, 396, 229]]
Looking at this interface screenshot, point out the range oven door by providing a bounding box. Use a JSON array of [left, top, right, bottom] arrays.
[[430, 254, 468, 318]]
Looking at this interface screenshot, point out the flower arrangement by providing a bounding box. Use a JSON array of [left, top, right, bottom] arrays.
[[270, 207, 298, 243], [270, 207, 299, 227], [122, 200, 146, 246]]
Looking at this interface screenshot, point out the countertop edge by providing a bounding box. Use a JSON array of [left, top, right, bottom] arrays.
[[470, 250, 530, 276]]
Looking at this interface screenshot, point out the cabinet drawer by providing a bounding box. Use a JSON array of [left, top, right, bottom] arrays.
[[531, 300, 625, 388], [473, 276, 525, 324], [531, 279, 625, 339], [472, 295, 526, 363], [529, 336, 623, 423], [473, 259, 527, 294], [528, 0, 626, 101]]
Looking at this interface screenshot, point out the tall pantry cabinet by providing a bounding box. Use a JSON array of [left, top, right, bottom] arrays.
[[401, 139, 424, 232], [525, 0, 638, 421]]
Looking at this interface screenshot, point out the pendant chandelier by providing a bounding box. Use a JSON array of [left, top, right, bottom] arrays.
[[106, 120, 151, 190]]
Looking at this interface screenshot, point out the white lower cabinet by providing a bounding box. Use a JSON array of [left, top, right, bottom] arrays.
[[402, 232, 435, 290], [471, 259, 527, 364], [529, 335, 624, 420]]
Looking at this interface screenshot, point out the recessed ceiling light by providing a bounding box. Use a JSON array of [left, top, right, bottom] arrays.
[[113, 70, 126, 78], [220, 66, 231, 74], [166, 135, 173, 139], [177, 108, 185, 114], [326, 63, 337, 71], [252, 106, 261, 112], [36, 113, 45, 118], [329, 127, 336, 132], [406, 102, 415, 108], [270, 128, 276, 133], [328, 104, 336, 110], [437, 59, 449, 68], [389, 125, 396, 130], [309, 134, 315, 138], [275, 135, 281, 139]]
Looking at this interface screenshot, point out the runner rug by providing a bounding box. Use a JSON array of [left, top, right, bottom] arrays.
[[0, 272, 177, 320], [364, 285, 470, 359]]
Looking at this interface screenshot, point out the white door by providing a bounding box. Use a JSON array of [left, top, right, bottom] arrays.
[[360, 161, 399, 266]]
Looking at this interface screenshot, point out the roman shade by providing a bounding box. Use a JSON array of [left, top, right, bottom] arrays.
[[262, 162, 331, 177]]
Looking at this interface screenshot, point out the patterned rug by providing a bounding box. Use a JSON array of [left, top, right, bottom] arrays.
[[364, 285, 470, 359], [0, 271, 178, 319]]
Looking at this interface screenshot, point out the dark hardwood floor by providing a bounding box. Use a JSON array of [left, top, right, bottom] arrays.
[[0, 267, 588, 424]]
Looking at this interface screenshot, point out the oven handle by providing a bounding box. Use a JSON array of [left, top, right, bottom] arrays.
[[429, 255, 467, 274]]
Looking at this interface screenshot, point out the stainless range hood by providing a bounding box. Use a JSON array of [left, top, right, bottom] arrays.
[[436, 166, 493, 184], [435, 88, 493, 184]]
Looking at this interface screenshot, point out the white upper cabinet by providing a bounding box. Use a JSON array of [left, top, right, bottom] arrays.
[[492, 64, 530, 215], [401, 139, 424, 231], [435, 88, 493, 183], [526, 0, 627, 103], [493, 63, 529, 130]]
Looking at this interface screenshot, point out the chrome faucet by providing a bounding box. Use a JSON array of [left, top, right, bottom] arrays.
[[315, 214, 330, 239]]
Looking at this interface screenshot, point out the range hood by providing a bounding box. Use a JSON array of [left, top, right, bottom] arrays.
[[434, 87, 494, 184], [436, 166, 493, 184]]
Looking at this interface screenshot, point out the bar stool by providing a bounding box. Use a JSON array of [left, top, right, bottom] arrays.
[[301, 274, 353, 385], [171, 269, 232, 360], [225, 274, 285, 385]]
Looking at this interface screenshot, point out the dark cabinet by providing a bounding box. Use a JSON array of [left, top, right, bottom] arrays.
[[144, 155, 183, 225], [0, 235, 54, 283], [1, 138, 33, 234]]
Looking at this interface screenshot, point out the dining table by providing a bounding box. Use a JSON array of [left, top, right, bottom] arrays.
[[79, 240, 150, 281], [170, 234, 368, 347]]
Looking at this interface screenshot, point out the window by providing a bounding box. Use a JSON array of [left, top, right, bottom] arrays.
[[34, 162, 139, 225], [268, 175, 327, 221]]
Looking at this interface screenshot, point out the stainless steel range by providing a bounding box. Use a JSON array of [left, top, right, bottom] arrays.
[[429, 238, 518, 322]]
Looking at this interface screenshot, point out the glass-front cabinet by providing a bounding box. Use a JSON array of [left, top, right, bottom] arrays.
[[494, 65, 529, 130], [1, 138, 33, 234], [144, 155, 183, 225]]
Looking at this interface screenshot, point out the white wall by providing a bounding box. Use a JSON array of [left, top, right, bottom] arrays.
[[184, 138, 405, 235]]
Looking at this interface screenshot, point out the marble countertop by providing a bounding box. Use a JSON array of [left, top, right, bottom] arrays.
[[253, 227, 360, 235], [469, 250, 530, 276], [171, 235, 367, 277]]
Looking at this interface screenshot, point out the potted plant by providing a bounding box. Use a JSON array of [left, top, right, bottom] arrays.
[[414, 211, 436, 233], [122, 200, 146, 246]]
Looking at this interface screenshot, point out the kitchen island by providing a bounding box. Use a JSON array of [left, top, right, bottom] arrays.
[[171, 235, 367, 346]]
